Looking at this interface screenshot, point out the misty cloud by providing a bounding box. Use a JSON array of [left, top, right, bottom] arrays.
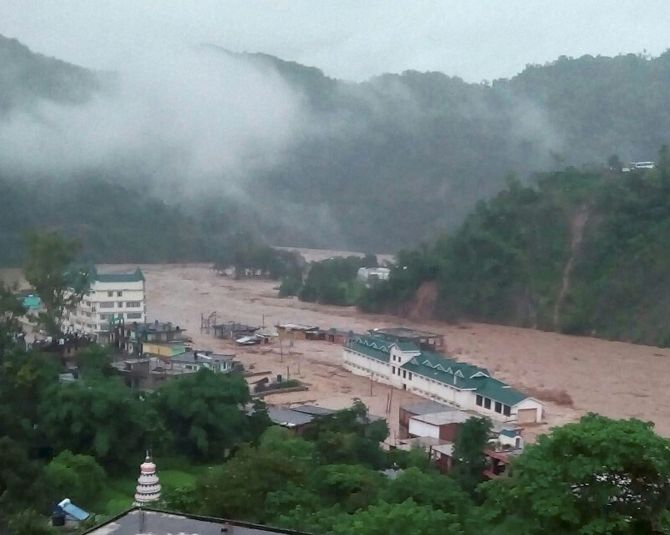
[[0, 46, 309, 196]]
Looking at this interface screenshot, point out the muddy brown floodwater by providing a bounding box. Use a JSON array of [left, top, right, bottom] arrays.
[[6, 259, 670, 440]]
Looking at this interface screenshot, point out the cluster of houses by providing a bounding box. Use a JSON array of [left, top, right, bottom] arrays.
[[396, 400, 524, 477]]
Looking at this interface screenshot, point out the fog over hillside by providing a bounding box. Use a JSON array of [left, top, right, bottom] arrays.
[[1, 33, 670, 261]]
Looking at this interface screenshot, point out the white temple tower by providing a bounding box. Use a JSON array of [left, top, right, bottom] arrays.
[[134, 453, 161, 505]]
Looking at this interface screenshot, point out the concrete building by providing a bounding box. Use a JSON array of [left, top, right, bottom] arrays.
[[68, 268, 146, 341], [343, 331, 543, 424]]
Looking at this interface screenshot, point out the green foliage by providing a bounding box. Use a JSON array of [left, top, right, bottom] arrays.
[[278, 275, 302, 297], [196, 444, 307, 522], [298, 256, 367, 306], [5, 509, 56, 535], [213, 241, 304, 280], [0, 283, 26, 356], [312, 464, 384, 513], [6, 41, 670, 258], [482, 414, 670, 534], [330, 499, 464, 535], [38, 377, 160, 468], [451, 417, 492, 495], [43, 450, 106, 507], [0, 350, 59, 446], [0, 437, 48, 517], [381, 467, 472, 518], [152, 369, 254, 460], [367, 154, 670, 346], [23, 231, 89, 336], [75, 345, 114, 378], [303, 401, 389, 468]]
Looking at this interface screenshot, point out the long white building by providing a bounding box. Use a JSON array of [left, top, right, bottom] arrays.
[[343, 332, 543, 424], [68, 268, 146, 339]]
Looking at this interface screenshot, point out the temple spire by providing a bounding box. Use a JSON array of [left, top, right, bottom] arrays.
[[134, 452, 161, 505]]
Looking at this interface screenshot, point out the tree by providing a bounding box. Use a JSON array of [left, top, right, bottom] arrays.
[[39, 378, 160, 467], [0, 350, 59, 446], [23, 231, 89, 336], [196, 444, 307, 522], [152, 369, 254, 460], [0, 437, 48, 517], [258, 426, 317, 464], [5, 509, 56, 535], [43, 450, 106, 507], [331, 499, 464, 535], [382, 467, 472, 519], [0, 283, 26, 356], [312, 464, 385, 513], [75, 345, 113, 378], [303, 401, 388, 468], [451, 416, 492, 495], [482, 414, 670, 534]]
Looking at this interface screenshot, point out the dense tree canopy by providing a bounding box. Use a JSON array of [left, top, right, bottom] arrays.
[[23, 231, 89, 336], [361, 151, 670, 347], [483, 414, 670, 534], [152, 369, 258, 460]]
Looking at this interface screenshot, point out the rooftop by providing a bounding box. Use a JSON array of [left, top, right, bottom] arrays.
[[348, 333, 530, 407], [94, 267, 145, 283], [400, 400, 454, 415], [267, 407, 314, 427], [370, 327, 442, 340], [171, 350, 234, 364], [411, 410, 471, 426], [84, 508, 312, 535], [290, 404, 337, 417], [133, 321, 185, 334]]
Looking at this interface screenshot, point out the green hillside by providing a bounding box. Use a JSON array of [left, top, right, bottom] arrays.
[[361, 149, 670, 346], [2, 35, 670, 260]]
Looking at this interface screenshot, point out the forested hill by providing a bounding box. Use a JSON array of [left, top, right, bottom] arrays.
[[361, 149, 670, 347], [0, 35, 102, 114], [2, 34, 670, 262]]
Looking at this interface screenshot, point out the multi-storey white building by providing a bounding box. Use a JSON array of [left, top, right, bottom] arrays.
[[343, 332, 544, 424], [68, 268, 146, 340]]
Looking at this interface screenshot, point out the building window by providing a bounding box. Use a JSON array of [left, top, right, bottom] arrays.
[[503, 405, 511, 417], [107, 291, 113, 297], [391, 366, 396, 374], [117, 291, 123, 297], [495, 402, 503, 413], [100, 302, 114, 308], [100, 313, 110, 320], [402, 370, 406, 379], [476, 395, 483, 407], [126, 312, 142, 319], [409, 372, 413, 380], [484, 398, 491, 409], [126, 301, 142, 308], [117, 301, 124, 308]]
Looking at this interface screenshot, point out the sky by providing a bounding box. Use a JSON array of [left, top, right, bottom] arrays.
[[1, 0, 669, 82]]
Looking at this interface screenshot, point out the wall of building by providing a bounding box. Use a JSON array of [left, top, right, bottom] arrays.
[[69, 279, 146, 335], [408, 419, 439, 439], [342, 347, 543, 424], [342, 347, 393, 384]]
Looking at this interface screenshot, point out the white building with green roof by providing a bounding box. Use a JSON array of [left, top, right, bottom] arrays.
[[67, 268, 146, 340], [343, 333, 543, 424]]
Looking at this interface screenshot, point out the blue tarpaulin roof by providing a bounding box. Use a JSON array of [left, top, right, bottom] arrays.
[[58, 499, 90, 521]]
